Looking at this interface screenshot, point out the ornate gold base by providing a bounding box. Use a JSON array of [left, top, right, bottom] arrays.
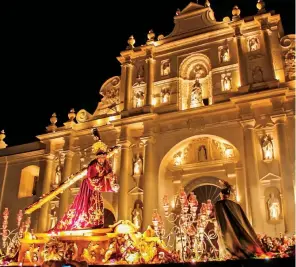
[[17, 220, 164, 266]]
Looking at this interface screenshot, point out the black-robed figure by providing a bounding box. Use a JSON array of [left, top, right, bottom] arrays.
[[214, 181, 265, 259]]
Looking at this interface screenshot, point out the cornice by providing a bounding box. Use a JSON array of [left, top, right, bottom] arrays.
[[112, 113, 158, 128], [230, 87, 289, 105], [0, 149, 45, 164], [154, 27, 233, 53]]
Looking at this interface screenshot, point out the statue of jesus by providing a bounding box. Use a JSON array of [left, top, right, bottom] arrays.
[[50, 129, 120, 231]]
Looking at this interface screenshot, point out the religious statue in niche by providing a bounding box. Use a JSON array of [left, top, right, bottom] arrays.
[[134, 91, 145, 108], [248, 37, 260, 52], [252, 66, 264, 83], [131, 202, 143, 230], [49, 210, 58, 229], [136, 65, 145, 82], [194, 65, 206, 79], [284, 49, 296, 81], [53, 165, 62, 189], [161, 60, 171, 76], [198, 145, 207, 162], [261, 135, 274, 161], [160, 88, 170, 103], [133, 155, 143, 176], [190, 79, 204, 108], [221, 74, 232, 91], [267, 193, 281, 221], [219, 46, 230, 63]]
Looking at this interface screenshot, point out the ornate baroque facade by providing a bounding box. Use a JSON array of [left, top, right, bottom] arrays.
[[0, 2, 295, 237]]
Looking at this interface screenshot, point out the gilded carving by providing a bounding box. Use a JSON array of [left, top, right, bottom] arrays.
[[42, 238, 65, 261], [97, 77, 120, 114], [284, 48, 296, 81]]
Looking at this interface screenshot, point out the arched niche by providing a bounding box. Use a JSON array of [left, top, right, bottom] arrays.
[[18, 165, 40, 198], [178, 53, 213, 110], [158, 134, 240, 216]]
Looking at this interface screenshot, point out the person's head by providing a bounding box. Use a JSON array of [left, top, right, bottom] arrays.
[[96, 150, 107, 164], [220, 187, 231, 199]]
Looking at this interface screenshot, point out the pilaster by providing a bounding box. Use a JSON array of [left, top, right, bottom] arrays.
[[271, 114, 295, 233], [240, 119, 264, 232]]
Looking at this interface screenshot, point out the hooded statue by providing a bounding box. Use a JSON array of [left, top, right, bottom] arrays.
[[214, 180, 265, 259]]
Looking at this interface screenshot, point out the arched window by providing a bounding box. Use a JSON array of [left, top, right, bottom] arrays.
[[18, 165, 40, 198]]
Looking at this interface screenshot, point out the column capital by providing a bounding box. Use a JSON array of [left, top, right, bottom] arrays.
[[145, 57, 156, 64], [271, 114, 287, 125], [117, 140, 132, 149], [240, 119, 256, 129], [43, 154, 56, 161], [140, 135, 156, 146], [122, 58, 134, 67]]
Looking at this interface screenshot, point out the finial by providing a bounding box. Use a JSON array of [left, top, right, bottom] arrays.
[[147, 30, 155, 44], [0, 130, 7, 149], [256, 0, 266, 14], [205, 0, 210, 7], [46, 113, 58, 132], [232, 5, 241, 21], [68, 108, 76, 122], [176, 8, 181, 16], [64, 108, 76, 129], [127, 35, 135, 50]]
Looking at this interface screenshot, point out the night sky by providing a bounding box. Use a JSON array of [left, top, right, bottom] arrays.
[[1, 0, 295, 147]]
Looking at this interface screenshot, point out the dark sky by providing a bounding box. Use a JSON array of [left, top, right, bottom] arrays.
[[0, 0, 295, 147]]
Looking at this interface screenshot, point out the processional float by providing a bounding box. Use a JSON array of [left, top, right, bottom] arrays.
[[1, 128, 177, 266]]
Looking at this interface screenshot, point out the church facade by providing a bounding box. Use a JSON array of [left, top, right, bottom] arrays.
[[0, 2, 295, 237]]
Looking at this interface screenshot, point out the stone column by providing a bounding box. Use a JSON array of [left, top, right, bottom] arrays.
[[240, 119, 263, 232], [112, 145, 121, 221], [235, 165, 248, 215], [38, 154, 55, 232], [266, 27, 285, 82], [271, 114, 295, 233], [123, 61, 134, 111], [142, 136, 158, 230], [235, 34, 248, 87], [145, 57, 156, 106], [118, 140, 132, 220], [58, 151, 74, 219], [262, 28, 276, 80]]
